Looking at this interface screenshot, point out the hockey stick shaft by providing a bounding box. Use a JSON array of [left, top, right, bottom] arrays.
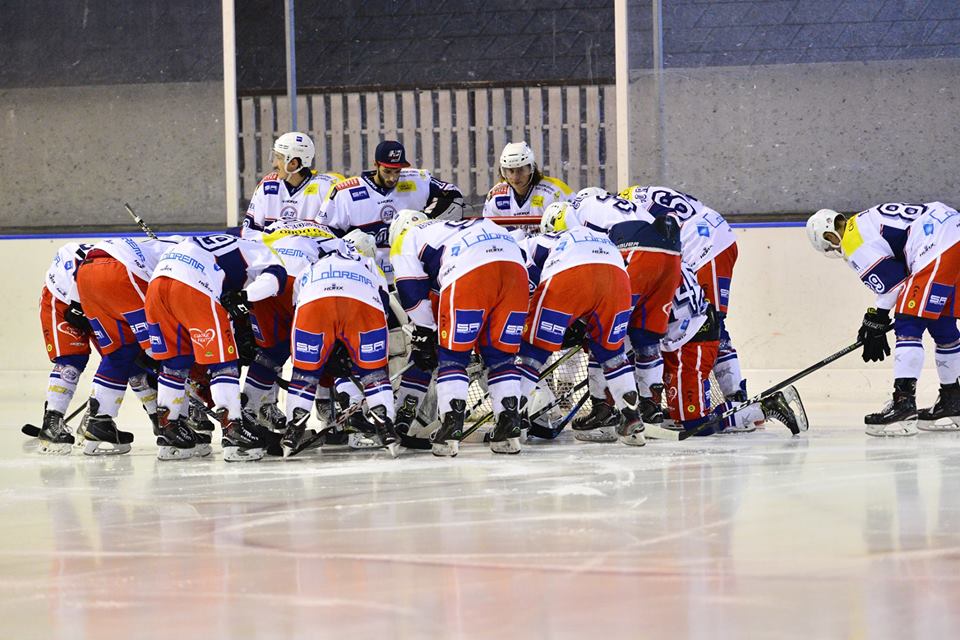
[[123, 203, 159, 240]]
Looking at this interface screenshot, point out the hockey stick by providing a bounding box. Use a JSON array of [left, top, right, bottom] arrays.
[[123, 203, 159, 240], [21, 400, 89, 438], [674, 337, 870, 441]]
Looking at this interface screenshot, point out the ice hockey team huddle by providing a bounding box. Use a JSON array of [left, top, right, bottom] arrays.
[[34, 129, 956, 462]]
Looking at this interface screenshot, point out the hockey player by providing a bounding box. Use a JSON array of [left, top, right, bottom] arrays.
[[620, 185, 747, 405], [74, 236, 183, 454], [389, 211, 528, 456], [317, 140, 464, 281], [806, 202, 960, 436], [36, 242, 94, 453], [482, 141, 572, 219], [144, 234, 286, 461], [281, 241, 398, 456], [517, 222, 642, 445], [241, 131, 344, 236]]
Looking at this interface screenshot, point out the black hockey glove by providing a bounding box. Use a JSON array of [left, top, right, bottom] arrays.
[[220, 289, 250, 319], [230, 314, 257, 366], [858, 307, 892, 362], [561, 319, 588, 349], [410, 326, 439, 371], [64, 301, 91, 333], [652, 214, 681, 246], [325, 341, 355, 378]]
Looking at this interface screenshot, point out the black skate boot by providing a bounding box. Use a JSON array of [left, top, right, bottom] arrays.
[[258, 401, 288, 433], [82, 399, 134, 456], [572, 396, 619, 442], [221, 408, 275, 462], [335, 392, 380, 450], [180, 403, 213, 457], [432, 399, 466, 457], [864, 378, 919, 437], [394, 396, 428, 449], [918, 382, 960, 432], [320, 393, 349, 445], [368, 406, 400, 457], [490, 397, 522, 454], [617, 391, 646, 446], [37, 403, 75, 455], [155, 406, 197, 460], [760, 384, 809, 436], [280, 408, 309, 458]]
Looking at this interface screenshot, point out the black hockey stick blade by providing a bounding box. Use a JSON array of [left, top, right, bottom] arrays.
[[21, 424, 40, 438]]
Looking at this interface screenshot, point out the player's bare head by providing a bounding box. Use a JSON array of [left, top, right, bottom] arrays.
[[272, 132, 315, 178], [806, 209, 846, 258], [374, 140, 410, 190], [499, 141, 537, 189]]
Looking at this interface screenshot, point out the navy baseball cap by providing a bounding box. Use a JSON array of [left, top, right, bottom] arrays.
[[375, 140, 410, 168]]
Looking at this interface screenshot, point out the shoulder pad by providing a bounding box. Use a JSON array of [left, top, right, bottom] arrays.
[[488, 183, 510, 198], [335, 177, 362, 191], [539, 175, 573, 195]]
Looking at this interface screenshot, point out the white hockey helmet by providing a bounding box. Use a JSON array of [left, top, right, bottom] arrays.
[[806, 209, 845, 258], [343, 229, 377, 258], [499, 141, 536, 170], [273, 132, 315, 170], [576, 186, 607, 200], [541, 201, 571, 234], [388, 209, 429, 248]]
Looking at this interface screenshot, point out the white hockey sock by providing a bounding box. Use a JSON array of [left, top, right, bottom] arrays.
[[129, 374, 157, 415], [46, 364, 80, 415], [335, 377, 362, 404], [285, 369, 317, 422], [633, 356, 663, 397], [436, 364, 470, 416], [714, 351, 743, 397], [587, 359, 607, 399], [158, 370, 188, 420], [210, 369, 242, 420], [603, 358, 638, 410], [893, 338, 924, 380], [362, 372, 395, 420], [935, 341, 960, 385], [92, 373, 127, 418]]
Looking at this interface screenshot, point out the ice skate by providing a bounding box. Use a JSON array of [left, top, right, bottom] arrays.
[[917, 383, 960, 432], [280, 408, 309, 458], [395, 396, 431, 449], [37, 404, 74, 455], [864, 379, 918, 437], [81, 400, 134, 456], [489, 397, 522, 454], [617, 391, 646, 447], [572, 396, 619, 442], [760, 385, 809, 436], [222, 409, 274, 462], [432, 399, 466, 457], [368, 406, 400, 457], [180, 404, 213, 457], [155, 406, 197, 460], [258, 401, 288, 433]]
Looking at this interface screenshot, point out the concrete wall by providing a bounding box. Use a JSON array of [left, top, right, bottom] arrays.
[[628, 58, 960, 214], [0, 227, 944, 420], [0, 82, 226, 231]]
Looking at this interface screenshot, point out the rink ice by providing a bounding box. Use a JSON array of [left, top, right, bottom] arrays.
[[2, 393, 960, 640]]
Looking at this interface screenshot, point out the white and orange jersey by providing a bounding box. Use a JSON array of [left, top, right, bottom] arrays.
[[481, 175, 572, 218], [89, 236, 182, 283], [620, 185, 736, 273], [151, 234, 287, 302], [44, 242, 93, 304], [903, 202, 960, 273], [242, 170, 344, 237], [662, 264, 710, 353], [390, 218, 524, 327], [294, 250, 388, 312], [839, 202, 935, 309], [565, 192, 650, 231], [538, 227, 626, 283], [260, 219, 349, 280]]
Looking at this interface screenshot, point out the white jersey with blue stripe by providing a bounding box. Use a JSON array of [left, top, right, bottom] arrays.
[[662, 264, 709, 353]]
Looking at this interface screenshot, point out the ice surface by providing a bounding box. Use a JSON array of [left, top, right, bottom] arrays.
[[2, 398, 960, 639]]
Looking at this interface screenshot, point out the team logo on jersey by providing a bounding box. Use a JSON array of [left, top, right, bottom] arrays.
[[293, 328, 324, 365], [380, 205, 397, 223], [263, 181, 280, 195], [499, 312, 526, 346], [926, 283, 954, 315], [924, 222, 934, 236], [452, 309, 484, 344], [350, 187, 369, 201], [697, 224, 710, 238], [535, 308, 572, 345], [57, 321, 84, 340], [122, 309, 150, 344], [359, 327, 388, 363], [147, 323, 167, 353], [531, 195, 544, 208], [88, 318, 113, 349], [279, 205, 298, 219], [607, 310, 631, 344], [494, 196, 510, 210], [396, 181, 415, 192], [190, 328, 216, 349], [305, 182, 320, 196]]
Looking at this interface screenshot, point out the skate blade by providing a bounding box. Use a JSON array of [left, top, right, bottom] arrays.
[[38, 440, 73, 455], [917, 418, 960, 432], [573, 426, 618, 443], [223, 446, 265, 462], [84, 441, 132, 456], [431, 440, 459, 457], [780, 385, 809, 433], [384, 441, 400, 458], [193, 444, 213, 458], [865, 420, 919, 437], [717, 424, 758, 435], [348, 433, 381, 449], [618, 433, 646, 447], [489, 437, 521, 454], [156, 445, 196, 460]]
